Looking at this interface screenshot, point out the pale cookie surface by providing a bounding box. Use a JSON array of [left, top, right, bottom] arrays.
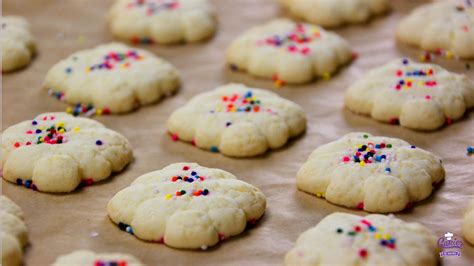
[[107, 163, 266, 249], [462, 198, 474, 245], [285, 212, 439, 266], [167, 83, 307, 157], [1, 112, 133, 193], [1, 196, 27, 266], [52, 250, 143, 266], [396, 1, 474, 58], [345, 58, 474, 130], [44, 43, 180, 114], [297, 132, 445, 213], [226, 19, 353, 84], [280, 0, 390, 28], [1, 16, 36, 72], [109, 0, 216, 44]]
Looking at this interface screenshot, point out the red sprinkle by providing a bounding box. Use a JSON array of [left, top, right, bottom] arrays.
[[356, 202, 364, 210], [14, 142, 20, 148], [171, 134, 179, 141], [359, 248, 368, 258], [183, 166, 189, 171]]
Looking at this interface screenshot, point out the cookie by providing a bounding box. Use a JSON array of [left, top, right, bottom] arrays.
[[285, 212, 439, 265], [1, 196, 27, 266], [52, 250, 143, 266], [109, 0, 217, 44], [226, 19, 353, 85], [279, 0, 390, 28], [1, 112, 133, 193], [345, 59, 474, 130], [396, 1, 474, 58], [1, 16, 36, 72], [297, 132, 445, 213], [462, 198, 474, 245], [107, 162, 266, 249], [167, 83, 307, 157], [44, 43, 180, 114]]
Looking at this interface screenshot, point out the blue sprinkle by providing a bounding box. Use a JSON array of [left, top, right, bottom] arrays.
[[35, 129, 42, 134], [65, 67, 72, 74], [385, 167, 391, 173], [411, 145, 416, 149], [16, 178, 22, 185], [32, 120, 38, 125], [126, 226, 134, 235], [187, 178, 194, 183], [210, 146, 219, 153], [368, 226, 376, 232], [191, 171, 197, 176], [389, 238, 396, 244], [402, 59, 409, 65], [24, 180, 32, 188], [467, 146, 474, 154]]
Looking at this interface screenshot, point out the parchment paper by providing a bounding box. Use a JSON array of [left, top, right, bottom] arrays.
[[2, 0, 474, 265]]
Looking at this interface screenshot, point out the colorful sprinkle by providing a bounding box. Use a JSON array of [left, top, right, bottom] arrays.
[[257, 23, 322, 55], [127, 0, 180, 16], [342, 142, 391, 166], [467, 146, 473, 155]]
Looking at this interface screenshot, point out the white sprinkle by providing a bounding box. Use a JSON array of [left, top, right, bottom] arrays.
[[90, 232, 99, 237], [201, 245, 208, 250]]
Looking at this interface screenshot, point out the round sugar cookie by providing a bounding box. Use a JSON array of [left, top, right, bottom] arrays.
[[344, 58, 474, 130], [1, 16, 36, 72], [167, 83, 307, 157], [44, 42, 180, 114], [226, 19, 353, 84], [396, 1, 474, 58], [297, 132, 445, 213], [107, 162, 266, 249], [2, 112, 133, 193], [280, 0, 390, 28], [109, 0, 216, 44], [52, 250, 143, 266], [1, 196, 27, 266], [285, 212, 439, 265]]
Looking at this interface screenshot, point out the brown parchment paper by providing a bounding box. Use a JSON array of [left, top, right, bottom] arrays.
[[2, 0, 474, 265]]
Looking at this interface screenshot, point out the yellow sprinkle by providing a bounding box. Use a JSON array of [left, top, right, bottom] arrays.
[[274, 80, 283, 88], [59, 129, 65, 134], [359, 161, 365, 166], [419, 54, 427, 62], [56, 122, 65, 128], [383, 234, 391, 240], [316, 192, 322, 198], [66, 107, 73, 114], [445, 51, 454, 60], [418, 81, 424, 87], [375, 233, 382, 240], [73, 126, 80, 132], [40, 126, 45, 130], [322, 72, 331, 80], [165, 194, 172, 200], [96, 109, 103, 115], [85, 67, 91, 73], [78, 35, 86, 44]]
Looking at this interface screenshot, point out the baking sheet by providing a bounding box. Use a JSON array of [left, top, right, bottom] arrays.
[[2, 0, 474, 265]]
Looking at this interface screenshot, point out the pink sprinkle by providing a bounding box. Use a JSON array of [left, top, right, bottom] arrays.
[[171, 134, 179, 141], [342, 156, 350, 162], [425, 95, 431, 100]]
